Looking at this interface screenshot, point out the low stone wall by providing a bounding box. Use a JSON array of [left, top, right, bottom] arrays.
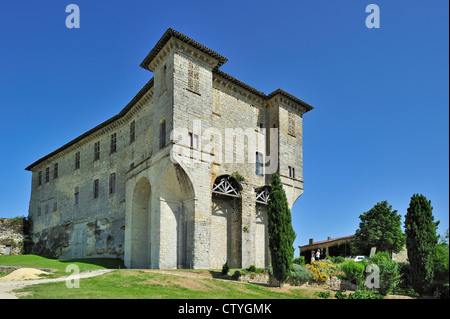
[[237, 272, 357, 291]]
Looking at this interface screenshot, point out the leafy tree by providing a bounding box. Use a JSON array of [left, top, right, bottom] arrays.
[[353, 201, 405, 255], [404, 194, 439, 295], [267, 172, 296, 286]]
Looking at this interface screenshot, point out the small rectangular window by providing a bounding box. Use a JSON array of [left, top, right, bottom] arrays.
[[74, 187, 79, 204], [53, 201, 57, 212], [94, 141, 100, 161], [160, 121, 166, 149], [256, 152, 264, 176], [54, 163, 58, 179], [110, 133, 117, 154], [75, 151, 80, 169], [45, 167, 50, 183], [189, 132, 199, 149], [288, 112, 296, 136], [109, 173, 116, 194], [93, 179, 99, 199], [288, 166, 296, 179], [188, 61, 200, 93], [38, 171, 42, 186], [130, 120, 136, 143]]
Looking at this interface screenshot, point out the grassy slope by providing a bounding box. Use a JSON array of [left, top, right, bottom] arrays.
[[1, 255, 313, 299], [0, 254, 123, 271], [16, 270, 313, 299]]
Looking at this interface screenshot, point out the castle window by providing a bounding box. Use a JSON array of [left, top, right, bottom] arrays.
[[189, 132, 199, 149], [45, 167, 50, 183], [37, 206, 41, 216], [94, 141, 100, 161], [288, 166, 295, 179], [130, 120, 135, 143], [75, 151, 80, 169], [109, 173, 116, 194], [110, 133, 117, 154], [256, 152, 264, 176], [74, 187, 79, 204], [53, 201, 57, 212], [187, 61, 199, 93], [54, 163, 58, 179], [38, 171, 42, 186], [288, 112, 296, 136], [93, 179, 99, 199], [160, 120, 166, 149]]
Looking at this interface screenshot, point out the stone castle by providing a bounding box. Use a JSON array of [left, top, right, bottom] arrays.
[[25, 28, 313, 269]]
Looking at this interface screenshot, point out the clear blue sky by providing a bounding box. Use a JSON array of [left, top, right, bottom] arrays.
[[0, 0, 448, 253]]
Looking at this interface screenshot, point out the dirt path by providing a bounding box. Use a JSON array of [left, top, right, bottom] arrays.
[[0, 269, 114, 299]]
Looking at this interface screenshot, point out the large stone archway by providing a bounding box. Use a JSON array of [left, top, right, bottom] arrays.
[[210, 175, 242, 269], [159, 164, 195, 269], [129, 177, 152, 269]]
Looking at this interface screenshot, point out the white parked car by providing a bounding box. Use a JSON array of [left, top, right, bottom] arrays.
[[353, 255, 369, 262]]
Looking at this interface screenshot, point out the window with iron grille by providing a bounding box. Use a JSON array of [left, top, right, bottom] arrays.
[[45, 167, 50, 183]]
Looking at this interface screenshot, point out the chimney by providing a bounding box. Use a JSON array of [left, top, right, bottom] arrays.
[[309, 238, 314, 245], [328, 237, 331, 241]]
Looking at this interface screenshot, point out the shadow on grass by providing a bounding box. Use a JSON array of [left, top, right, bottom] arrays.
[[57, 258, 124, 269]]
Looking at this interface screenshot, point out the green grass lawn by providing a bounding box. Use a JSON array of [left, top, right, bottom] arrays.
[[1, 255, 315, 299], [15, 269, 314, 299], [0, 254, 123, 277]]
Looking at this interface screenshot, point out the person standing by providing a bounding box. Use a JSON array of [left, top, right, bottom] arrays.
[[316, 248, 321, 261], [311, 250, 315, 263]]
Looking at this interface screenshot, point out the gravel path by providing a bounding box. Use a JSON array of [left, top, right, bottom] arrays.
[[0, 269, 114, 299]]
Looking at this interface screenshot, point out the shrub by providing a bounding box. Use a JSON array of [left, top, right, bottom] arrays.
[[370, 251, 401, 295], [293, 256, 305, 265], [306, 261, 336, 282], [341, 260, 365, 287], [247, 265, 256, 272], [290, 264, 312, 285], [221, 261, 230, 275], [314, 291, 332, 298], [335, 290, 384, 299], [335, 256, 345, 263]]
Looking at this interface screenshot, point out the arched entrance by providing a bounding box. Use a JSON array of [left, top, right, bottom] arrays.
[[159, 164, 195, 269], [130, 177, 151, 269], [211, 175, 242, 269]]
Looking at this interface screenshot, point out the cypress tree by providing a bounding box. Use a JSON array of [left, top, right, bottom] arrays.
[[404, 194, 439, 295], [267, 172, 296, 286]]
